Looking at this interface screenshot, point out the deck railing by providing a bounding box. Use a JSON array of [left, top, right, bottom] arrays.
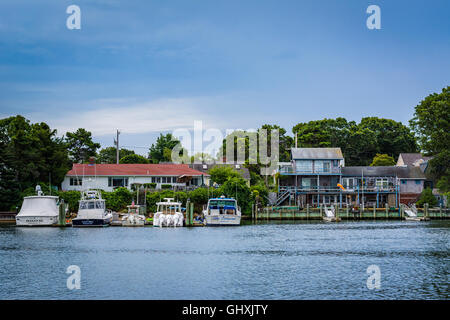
[[278, 185, 397, 193]]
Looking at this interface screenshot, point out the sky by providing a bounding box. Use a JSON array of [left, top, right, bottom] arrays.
[[0, 0, 449, 156]]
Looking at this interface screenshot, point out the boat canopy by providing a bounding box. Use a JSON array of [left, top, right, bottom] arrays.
[[17, 196, 59, 217]]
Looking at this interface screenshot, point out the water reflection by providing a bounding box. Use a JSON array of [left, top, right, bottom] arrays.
[[0, 221, 448, 299]]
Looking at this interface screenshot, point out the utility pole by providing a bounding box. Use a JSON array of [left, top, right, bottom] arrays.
[[114, 129, 120, 164]]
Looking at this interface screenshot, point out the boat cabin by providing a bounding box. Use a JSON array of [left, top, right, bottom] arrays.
[[156, 198, 182, 215], [207, 196, 238, 215]]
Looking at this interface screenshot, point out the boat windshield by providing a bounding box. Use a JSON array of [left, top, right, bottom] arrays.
[[79, 200, 105, 210], [157, 204, 181, 214], [209, 200, 236, 209]]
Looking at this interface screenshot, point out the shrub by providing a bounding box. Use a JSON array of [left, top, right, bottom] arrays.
[[416, 187, 438, 207], [103, 187, 133, 212], [161, 184, 172, 189], [58, 190, 81, 213]]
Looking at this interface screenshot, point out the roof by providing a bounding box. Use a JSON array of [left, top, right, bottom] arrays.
[[291, 148, 343, 160], [342, 166, 427, 179], [397, 153, 432, 167], [189, 163, 251, 181], [66, 163, 209, 177]]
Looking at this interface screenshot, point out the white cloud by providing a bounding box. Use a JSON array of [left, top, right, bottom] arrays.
[[35, 97, 219, 136]]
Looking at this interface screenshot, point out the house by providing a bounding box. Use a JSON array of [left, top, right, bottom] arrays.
[[276, 148, 428, 208], [62, 163, 209, 192], [189, 162, 251, 186], [396, 153, 433, 204], [396, 153, 431, 168], [277, 148, 345, 206]]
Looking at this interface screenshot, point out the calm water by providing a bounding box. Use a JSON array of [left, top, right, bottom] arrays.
[[0, 221, 448, 300]]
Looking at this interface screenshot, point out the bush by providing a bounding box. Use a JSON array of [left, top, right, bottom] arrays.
[[209, 166, 240, 185], [103, 187, 133, 212], [143, 183, 157, 189], [58, 190, 82, 213], [416, 187, 438, 207], [221, 176, 252, 215], [119, 154, 149, 164], [161, 184, 172, 189]]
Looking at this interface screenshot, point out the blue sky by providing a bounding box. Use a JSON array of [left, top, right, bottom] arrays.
[[0, 0, 449, 155]]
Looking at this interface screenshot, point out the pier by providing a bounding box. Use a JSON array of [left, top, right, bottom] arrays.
[[253, 203, 450, 221]]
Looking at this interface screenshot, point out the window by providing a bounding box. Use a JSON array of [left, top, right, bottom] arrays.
[[156, 177, 161, 183], [108, 177, 129, 187], [172, 177, 177, 183], [376, 178, 389, 190], [70, 178, 82, 186], [302, 178, 311, 189], [415, 180, 421, 185], [343, 178, 355, 189], [314, 160, 331, 173], [295, 160, 313, 173], [401, 180, 407, 184], [162, 177, 167, 183]]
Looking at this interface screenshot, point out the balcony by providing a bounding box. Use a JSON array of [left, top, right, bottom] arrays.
[[279, 166, 341, 175], [279, 185, 397, 193]]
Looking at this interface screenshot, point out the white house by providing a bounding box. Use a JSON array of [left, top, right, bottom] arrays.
[[62, 163, 210, 192]]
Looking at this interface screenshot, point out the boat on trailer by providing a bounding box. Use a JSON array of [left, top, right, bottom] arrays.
[[16, 185, 62, 226], [72, 190, 113, 227], [202, 196, 241, 226], [153, 198, 184, 227]]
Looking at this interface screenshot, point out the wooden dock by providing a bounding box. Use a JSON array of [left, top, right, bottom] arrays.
[[252, 204, 450, 221]]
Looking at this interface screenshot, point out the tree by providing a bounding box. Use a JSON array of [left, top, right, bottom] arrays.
[[221, 176, 252, 215], [370, 153, 396, 166], [209, 166, 240, 185], [0, 116, 70, 210], [410, 87, 450, 191], [119, 154, 150, 164], [416, 187, 438, 207], [65, 128, 100, 163], [292, 117, 417, 166], [358, 117, 418, 161], [148, 133, 181, 163], [98, 147, 135, 164], [410, 87, 450, 156]]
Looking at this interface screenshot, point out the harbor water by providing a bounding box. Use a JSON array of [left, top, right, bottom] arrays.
[[0, 221, 448, 299]]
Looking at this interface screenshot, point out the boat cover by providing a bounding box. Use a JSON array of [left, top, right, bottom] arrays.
[[17, 196, 59, 217]]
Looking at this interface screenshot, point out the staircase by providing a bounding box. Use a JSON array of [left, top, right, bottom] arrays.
[[275, 188, 293, 206]]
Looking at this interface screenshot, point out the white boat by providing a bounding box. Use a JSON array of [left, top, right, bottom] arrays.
[[122, 202, 146, 227], [203, 196, 241, 226], [16, 185, 61, 226], [404, 204, 429, 221], [153, 198, 184, 227], [322, 205, 340, 222], [72, 190, 113, 227]]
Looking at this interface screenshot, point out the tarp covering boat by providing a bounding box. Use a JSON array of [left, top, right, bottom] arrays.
[[17, 196, 59, 217]]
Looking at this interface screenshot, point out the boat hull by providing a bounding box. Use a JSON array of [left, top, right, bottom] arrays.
[[72, 218, 111, 227], [16, 215, 58, 226], [204, 215, 241, 226]]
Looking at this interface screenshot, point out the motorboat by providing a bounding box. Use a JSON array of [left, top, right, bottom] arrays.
[[16, 185, 61, 226], [72, 190, 113, 227], [153, 198, 184, 227], [122, 202, 146, 227], [202, 195, 241, 226]]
